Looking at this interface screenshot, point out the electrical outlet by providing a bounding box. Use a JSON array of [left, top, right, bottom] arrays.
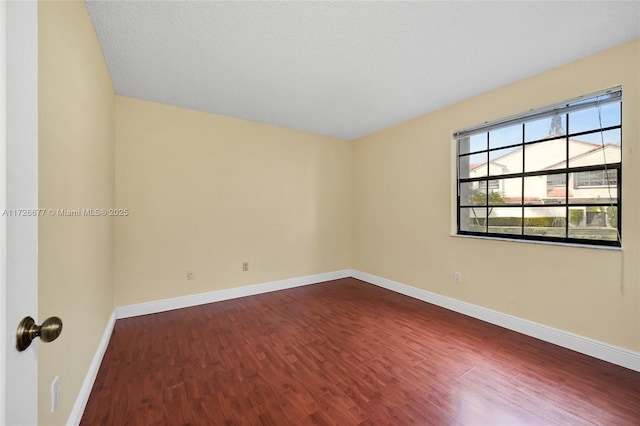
[[51, 376, 59, 413], [242, 262, 249, 272], [454, 272, 462, 283], [187, 270, 195, 280]]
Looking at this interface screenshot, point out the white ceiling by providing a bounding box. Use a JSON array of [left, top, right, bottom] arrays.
[[85, 1, 640, 140]]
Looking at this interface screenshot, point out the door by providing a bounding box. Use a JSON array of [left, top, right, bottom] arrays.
[[1, 1, 39, 425]]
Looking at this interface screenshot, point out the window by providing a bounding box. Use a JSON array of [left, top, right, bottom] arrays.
[[546, 174, 566, 188], [574, 169, 617, 188], [455, 87, 621, 247], [487, 179, 500, 190]]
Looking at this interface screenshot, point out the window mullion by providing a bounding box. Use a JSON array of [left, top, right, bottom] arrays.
[[520, 123, 525, 235], [565, 113, 569, 238], [485, 132, 489, 233]]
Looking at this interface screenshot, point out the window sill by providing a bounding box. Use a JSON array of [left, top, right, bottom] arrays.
[[451, 233, 622, 251]]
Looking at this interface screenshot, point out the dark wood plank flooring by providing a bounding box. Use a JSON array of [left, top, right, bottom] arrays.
[[81, 278, 640, 425]]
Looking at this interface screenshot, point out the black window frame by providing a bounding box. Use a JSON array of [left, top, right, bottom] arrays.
[[455, 88, 622, 247]]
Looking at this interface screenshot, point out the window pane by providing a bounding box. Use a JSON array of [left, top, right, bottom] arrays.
[[568, 206, 619, 241], [459, 133, 487, 155], [489, 146, 522, 175], [569, 101, 621, 134], [568, 208, 586, 227], [486, 188, 506, 206], [544, 173, 571, 204], [470, 133, 487, 153], [524, 207, 566, 238], [525, 114, 566, 142], [570, 170, 618, 205], [489, 124, 521, 149], [568, 129, 621, 167], [460, 152, 487, 179], [460, 207, 486, 232], [487, 177, 521, 205], [459, 181, 487, 206], [524, 138, 566, 172], [524, 175, 552, 205], [488, 207, 522, 235], [599, 101, 621, 127]]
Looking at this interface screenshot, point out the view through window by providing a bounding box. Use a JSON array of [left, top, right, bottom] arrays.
[[455, 88, 622, 247]]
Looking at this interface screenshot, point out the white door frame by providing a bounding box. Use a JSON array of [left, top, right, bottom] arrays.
[[0, 0, 7, 419], [1, 1, 39, 425]]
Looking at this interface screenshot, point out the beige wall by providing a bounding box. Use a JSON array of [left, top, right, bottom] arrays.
[[38, 1, 115, 424], [114, 97, 352, 306], [352, 39, 640, 352]]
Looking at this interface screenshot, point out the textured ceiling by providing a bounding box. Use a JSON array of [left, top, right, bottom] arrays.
[[85, 1, 640, 140]]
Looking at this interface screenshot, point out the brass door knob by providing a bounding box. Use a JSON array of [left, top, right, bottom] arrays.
[[16, 316, 63, 351]]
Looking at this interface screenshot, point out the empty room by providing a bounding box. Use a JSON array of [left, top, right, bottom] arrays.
[[2, 1, 639, 425]]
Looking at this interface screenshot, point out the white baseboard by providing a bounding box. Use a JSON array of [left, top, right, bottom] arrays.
[[350, 269, 640, 372], [67, 311, 116, 426], [116, 269, 352, 319]]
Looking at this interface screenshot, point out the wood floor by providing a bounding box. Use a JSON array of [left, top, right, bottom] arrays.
[[81, 278, 640, 425]]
